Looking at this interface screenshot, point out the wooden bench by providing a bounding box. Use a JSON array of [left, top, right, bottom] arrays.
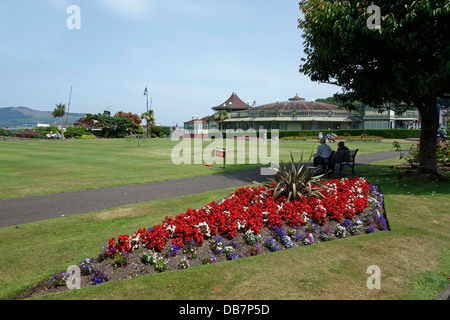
[[330, 149, 359, 174], [315, 151, 335, 175]]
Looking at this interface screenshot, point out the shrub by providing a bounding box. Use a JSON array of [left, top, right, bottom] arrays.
[[161, 126, 171, 137], [80, 134, 96, 139], [35, 126, 60, 135], [150, 125, 162, 137], [393, 141, 449, 167], [64, 126, 88, 138], [265, 152, 328, 202]]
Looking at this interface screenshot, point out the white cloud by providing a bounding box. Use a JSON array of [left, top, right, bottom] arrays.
[[100, 0, 152, 19]]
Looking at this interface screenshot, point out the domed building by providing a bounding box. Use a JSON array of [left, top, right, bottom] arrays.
[[221, 94, 362, 131]]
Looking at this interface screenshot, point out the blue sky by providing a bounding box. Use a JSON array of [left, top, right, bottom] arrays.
[[0, 0, 339, 126]]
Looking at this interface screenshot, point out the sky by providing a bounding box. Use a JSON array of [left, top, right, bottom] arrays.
[[0, 0, 340, 126]]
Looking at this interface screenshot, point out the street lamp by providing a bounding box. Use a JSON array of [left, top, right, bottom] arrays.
[[143, 87, 149, 113]]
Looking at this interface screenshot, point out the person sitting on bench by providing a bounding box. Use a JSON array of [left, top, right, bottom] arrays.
[[313, 138, 333, 171], [329, 141, 350, 172]]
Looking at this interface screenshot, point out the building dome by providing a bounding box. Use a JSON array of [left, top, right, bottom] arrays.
[[252, 100, 340, 112]]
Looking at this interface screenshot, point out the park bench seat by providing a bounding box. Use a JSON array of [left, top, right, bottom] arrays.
[[331, 149, 359, 174]]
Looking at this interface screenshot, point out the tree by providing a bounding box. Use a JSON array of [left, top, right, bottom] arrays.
[[213, 110, 230, 131], [84, 113, 133, 138], [298, 0, 450, 175], [141, 110, 155, 137], [315, 96, 365, 113], [52, 103, 66, 139], [114, 111, 142, 132]]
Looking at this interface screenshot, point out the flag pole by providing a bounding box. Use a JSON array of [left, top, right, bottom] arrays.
[[66, 86, 72, 127]]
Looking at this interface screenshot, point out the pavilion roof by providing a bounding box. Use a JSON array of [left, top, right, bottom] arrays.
[[212, 92, 251, 111]]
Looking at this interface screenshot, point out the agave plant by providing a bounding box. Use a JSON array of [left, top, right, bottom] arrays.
[[265, 151, 328, 202]]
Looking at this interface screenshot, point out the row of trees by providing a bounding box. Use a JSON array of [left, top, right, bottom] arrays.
[[50, 103, 158, 139]]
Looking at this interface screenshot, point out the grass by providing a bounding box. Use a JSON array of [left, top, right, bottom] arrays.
[[0, 138, 399, 199], [1, 155, 449, 300]]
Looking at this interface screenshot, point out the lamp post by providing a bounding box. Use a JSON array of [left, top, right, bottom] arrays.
[[143, 87, 149, 113], [144, 87, 149, 137]]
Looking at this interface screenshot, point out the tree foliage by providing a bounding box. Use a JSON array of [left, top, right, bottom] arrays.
[[114, 111, 142, 131], [84, 113, 134, 138], [51, 103, 66, 139], [141, 110, 155, 137], [213, 110, 230, 131], [298, 0, 450, 174]]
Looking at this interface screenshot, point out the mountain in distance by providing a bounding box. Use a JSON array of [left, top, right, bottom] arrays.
[[0, 106, 85, 129]]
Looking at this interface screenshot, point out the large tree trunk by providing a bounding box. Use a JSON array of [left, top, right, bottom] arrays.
[[416, 97, 439, 175]]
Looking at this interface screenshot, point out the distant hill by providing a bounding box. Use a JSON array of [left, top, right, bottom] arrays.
[[0, 107, 85, 129]]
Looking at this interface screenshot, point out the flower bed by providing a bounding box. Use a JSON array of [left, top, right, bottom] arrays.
[[29, 178, 389, 298]]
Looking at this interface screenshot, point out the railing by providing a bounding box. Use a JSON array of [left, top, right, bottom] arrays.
[[229, 110, 361, 119]]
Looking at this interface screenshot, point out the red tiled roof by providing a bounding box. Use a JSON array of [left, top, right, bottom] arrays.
[[252, 101, 340, 111], [212, 92, 251, 111]]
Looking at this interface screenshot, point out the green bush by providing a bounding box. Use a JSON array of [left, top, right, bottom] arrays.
[[64, 127, 88, 138], [134, 126, 145, 135], [80, 134, 96, 139], [150, 125, 162, 137], [0, 128, 11, 136], [35, 126, 60, 135], [161, 126, 171, 137]]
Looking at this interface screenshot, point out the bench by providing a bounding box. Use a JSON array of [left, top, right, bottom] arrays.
[[330, 149, 359, 174], [314, 151, 335, 175]]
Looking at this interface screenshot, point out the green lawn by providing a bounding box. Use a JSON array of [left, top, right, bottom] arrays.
[[0, 138, 399, 199], [0, 154, 449, 300]]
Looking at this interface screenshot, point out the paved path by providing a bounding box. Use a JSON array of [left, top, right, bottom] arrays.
[[0, 151, 399, 228]]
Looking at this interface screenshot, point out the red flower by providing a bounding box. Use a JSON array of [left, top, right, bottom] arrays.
[[103, 178, 371, 254]]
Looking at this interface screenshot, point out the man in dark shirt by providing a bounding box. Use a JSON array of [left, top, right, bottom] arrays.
[[329, 141, 350, 172]]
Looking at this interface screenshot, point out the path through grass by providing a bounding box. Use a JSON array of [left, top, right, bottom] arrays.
[[0, 138, 398, 199]]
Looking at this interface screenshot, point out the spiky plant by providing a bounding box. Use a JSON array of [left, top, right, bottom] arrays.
[[266, 151, 328, 202]]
